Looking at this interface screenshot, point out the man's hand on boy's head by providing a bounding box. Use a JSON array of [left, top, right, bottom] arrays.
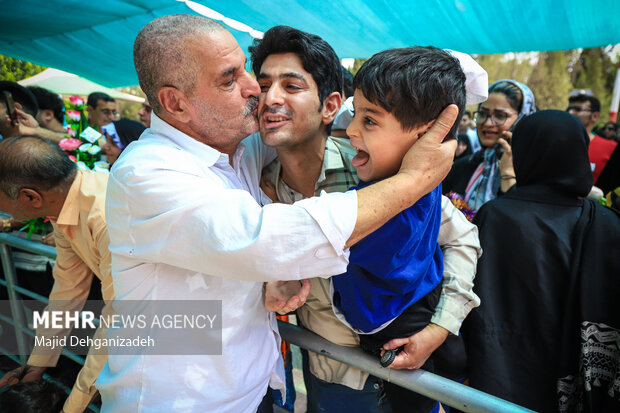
[[398, 104, 458, 193], [381, 323, 449, 370]]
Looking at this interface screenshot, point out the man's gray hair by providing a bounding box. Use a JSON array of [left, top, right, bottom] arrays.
[[0, 136, 76, 199], [133, 14, 225, 114]]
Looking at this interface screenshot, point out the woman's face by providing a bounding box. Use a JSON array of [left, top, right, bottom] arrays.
[[476, 92, 520, 147]]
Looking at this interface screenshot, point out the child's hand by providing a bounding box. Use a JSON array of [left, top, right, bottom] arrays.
[[264, 280, 311, 314], [381, 323, 449, 369]]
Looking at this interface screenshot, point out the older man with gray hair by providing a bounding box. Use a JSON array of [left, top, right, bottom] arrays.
[[97, 14, 459, 412], [0, 136, 113, 413]]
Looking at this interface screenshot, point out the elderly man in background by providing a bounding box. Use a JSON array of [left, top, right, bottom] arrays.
[[97, 14, 458, 413], [0, 136, 114, 413]]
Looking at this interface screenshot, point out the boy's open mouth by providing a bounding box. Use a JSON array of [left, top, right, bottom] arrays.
[[352, 148, 370, 167]]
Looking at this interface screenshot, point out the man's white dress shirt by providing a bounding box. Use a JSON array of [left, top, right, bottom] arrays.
[[97, 114, 357, 412]]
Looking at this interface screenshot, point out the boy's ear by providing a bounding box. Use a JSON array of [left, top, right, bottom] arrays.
[[321, 92, 342, 125]]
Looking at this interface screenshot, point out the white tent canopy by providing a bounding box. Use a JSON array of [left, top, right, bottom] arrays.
[[18, 69, 144, 103]]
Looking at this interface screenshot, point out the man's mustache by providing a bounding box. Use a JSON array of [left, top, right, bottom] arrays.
[[244, 97, 259, 116]]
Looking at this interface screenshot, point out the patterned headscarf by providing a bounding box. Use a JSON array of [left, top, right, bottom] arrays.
[[464, 79, 536, 210]]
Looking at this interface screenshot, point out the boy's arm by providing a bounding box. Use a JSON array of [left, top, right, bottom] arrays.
[[382, 196, 482, 370]]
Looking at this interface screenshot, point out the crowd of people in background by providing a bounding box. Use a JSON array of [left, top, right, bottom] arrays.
[[0, 14, 619, 413]]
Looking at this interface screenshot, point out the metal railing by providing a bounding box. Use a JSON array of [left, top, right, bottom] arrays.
[[0, 233, 100, 412], [0, 232, 533, 413]]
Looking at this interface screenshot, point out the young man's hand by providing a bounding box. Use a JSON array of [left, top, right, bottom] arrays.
[[381, 323, 449, 369]]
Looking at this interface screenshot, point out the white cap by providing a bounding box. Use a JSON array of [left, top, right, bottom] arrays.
[[446, 49, 488, 105]]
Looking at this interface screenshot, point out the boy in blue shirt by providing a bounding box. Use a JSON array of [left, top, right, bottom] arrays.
[[331, 46, 468, 413]]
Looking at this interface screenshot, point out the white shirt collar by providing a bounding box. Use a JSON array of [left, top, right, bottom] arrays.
[[149, 112, 221, 167]]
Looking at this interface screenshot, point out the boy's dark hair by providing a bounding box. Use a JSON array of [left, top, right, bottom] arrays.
[[27, 86, 64, 124], [341, 66, 354, 99], [569, 94, 600, 113], [353, 46, 466, 139], [249, 25, 343, 111], [87, 92, 115, 108], [464, 110, 472, 118], [0, 380, 66, 413], [0, 81, 39, 118]]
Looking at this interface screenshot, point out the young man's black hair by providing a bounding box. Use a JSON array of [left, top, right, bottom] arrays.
[[0, 81, 38, 117], [568, 94, 601, 113], [248, 25, 343, 111], [341, 66, 354, 99], [27, 86, 64, 124], [353, 46, 466, 139], [87, 92, 115, 108]]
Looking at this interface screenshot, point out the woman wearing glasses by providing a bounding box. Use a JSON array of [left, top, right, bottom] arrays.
[[442, 80, 536, 210]]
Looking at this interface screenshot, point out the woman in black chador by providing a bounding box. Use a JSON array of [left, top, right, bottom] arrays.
[[463, 110, 620, 412]]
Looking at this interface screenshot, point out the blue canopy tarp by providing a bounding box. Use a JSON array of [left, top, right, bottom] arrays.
[[1, 0, 619, 87]]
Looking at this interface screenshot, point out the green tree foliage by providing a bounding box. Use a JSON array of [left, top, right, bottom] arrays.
[[572, 47, 617, 122], [0, 54, 45, 82], [473, 53, 534, 86], [471, 47, 619, 122], [527, 51, 571, 110], [350, 58, 368, 75], [117, 86, 145, 122]]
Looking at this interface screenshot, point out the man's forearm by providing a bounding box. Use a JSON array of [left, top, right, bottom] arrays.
[[347, 173, 424, 248], [35, 127, 66, 144]]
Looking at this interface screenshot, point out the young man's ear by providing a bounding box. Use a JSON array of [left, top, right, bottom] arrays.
[[18, 188, 44, 208], [41, 109, 54, 124], [321, 92, 343, 125], [591, 111, 601, 124], [158, 87, 192, 123]]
